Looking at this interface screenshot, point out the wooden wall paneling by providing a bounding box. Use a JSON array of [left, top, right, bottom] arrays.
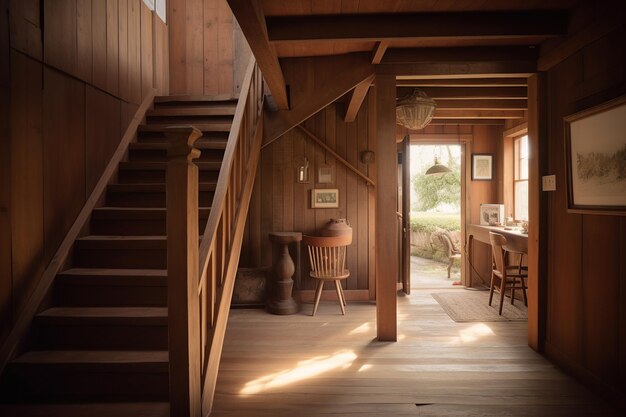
[[203, 0, 233, 95], [121, 101, 139, 134], [9, 52, 44, 326], [302, 122, 316, 290], [545, 58, 583, 363], [375, 74, 397, 341], [76, 0, 93, 83], [154, 16, 169, 95], [581, 216, 620, 384], [140, 3, 154, 99], [8, 0, 42, 60], [619, 216, 626, 392], [118, 0, 130, 101], [282, 122, 294, 232], [179, 0, 201, 95], [86, 86, 122, 194], [367, 88, 377, 300], [248, 161, 262, 268], [43, 0, 77, 77], [128, 0, 142, 104], [106, 0, 120, 96], [168, 0, 186, 94], [42, 68, 86, 263], [1, 0, 13, 342], [291, 130, 306, 288], [260, 143, 274, 268], [233, 17, 252, 96], [92, 0, 108, 90], [271, 128, 284, 233], [356, 99, 369, 290], [345, 108, 358, 290], [312, 110, 328, 232]]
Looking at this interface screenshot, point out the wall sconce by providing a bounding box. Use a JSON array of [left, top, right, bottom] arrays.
[[361, 150, 375, 164], [296, 156, 309, 183]]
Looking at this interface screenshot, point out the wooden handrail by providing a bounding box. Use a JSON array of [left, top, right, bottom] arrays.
[[166, 56, 264, 417], [0, 89, 157, 374], [296, 125, 376, 187]]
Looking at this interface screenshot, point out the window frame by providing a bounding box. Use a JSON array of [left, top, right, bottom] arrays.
[[513, 135, 529, 221]]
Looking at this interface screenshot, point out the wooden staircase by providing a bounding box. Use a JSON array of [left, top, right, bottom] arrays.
[[0, 97, 238, 415]]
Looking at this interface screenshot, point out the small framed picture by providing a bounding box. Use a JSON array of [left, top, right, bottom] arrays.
[[472, 154, 494, 180], [311, 189, 339, 208], [480, 204, 505, 226]]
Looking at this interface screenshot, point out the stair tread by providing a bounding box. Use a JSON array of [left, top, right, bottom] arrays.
[[0, 402, 169, 417], [59, 268, 167, 277], [92, 206, 211, 219], [147, 106, 236, 117], [129, 141, 228, 150], [119, 161, 222, 170], [12, 350, 169, 365], [107, 183, 217, 192], [37, 306, 167, 319], [155, 94, 237, 103], [138, 123, 231, 133]]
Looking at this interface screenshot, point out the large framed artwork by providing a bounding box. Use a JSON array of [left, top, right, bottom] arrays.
[[564, 95, 626, 215]]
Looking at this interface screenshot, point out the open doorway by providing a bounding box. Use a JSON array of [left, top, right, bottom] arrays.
[[409, 144, 463, 289]]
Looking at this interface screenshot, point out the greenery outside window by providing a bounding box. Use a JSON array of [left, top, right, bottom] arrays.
[[514, 135, 529, 221]]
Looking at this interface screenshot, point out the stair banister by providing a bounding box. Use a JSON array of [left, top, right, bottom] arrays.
[[166, 56, 264, 417]]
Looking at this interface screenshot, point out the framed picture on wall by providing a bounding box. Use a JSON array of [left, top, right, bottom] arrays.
[[311, 189, 339, 208], [472, 154, 493, 180], [564, 94, 626, 215]]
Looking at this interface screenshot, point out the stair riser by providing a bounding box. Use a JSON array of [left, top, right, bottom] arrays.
[[106, 190, 214, 208], [91, 218, 209, 235], [75, 249, 167, 269], [3, 367, 168, 402], [118, 169, 219, 184], [145, 115, 234, 125], [34, 324, 167, 351], [54, 284, 167, 307], [136, 131, 229, 143], [128, 148, 225, 162]]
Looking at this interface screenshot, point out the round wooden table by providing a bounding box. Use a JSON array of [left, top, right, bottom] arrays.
[[267, 232, 302, 315]]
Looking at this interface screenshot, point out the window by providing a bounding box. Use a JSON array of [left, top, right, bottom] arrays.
[[514, 135, 529, 221]]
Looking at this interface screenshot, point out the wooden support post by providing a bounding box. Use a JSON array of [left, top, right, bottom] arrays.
[[375, 75, 397, 341], [527, 73, 547, 352], [166, 126, 203, 417]]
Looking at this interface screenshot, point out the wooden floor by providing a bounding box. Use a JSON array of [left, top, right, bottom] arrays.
[[212, 289, 620, 417]]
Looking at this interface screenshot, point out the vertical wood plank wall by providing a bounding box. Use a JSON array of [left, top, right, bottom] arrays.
[[168, 0, 249, 96], [2, 0, 169, 347], [543, 19, 626, 401], [240, 99, 375, 299]]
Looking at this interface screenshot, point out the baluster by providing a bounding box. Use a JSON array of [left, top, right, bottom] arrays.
[[165, 126, 202, 417]]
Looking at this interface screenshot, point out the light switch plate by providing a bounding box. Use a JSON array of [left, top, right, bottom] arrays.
[[542, 175, 556, 191]]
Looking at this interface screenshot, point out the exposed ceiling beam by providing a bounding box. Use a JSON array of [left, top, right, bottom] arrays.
[[430, 99, 528, 110], [266, 11, 567, 42], [396, 78, 528, 87], [381, 46, 537, 64], [397, 86, 527, 99], [371, 41, 389, 64], [264, 54, 374, 145], [344, 75, 374, 122], [377, 62, 535, 77], [226, 0, 289, 109], [432, 110, 525, 119], [427, 119, 505, 126]]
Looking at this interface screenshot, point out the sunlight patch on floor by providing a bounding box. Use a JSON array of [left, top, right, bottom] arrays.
[[239, 350, 358, 395], [348, 322, 371, 335], [454, 323, 495, 344]]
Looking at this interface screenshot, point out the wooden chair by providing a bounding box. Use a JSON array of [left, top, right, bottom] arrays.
[[488, 232, 528, 315], [303, 234, 351, 316], [433, 230, 462, 279]]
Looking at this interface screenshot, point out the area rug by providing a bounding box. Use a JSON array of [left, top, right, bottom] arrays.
[[431, 290, 528, 322]]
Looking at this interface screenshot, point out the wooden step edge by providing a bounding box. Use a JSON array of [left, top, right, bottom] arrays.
[[147, 107, 236, 117], [129, 141, 228, 150], [35, 307, 168, 325], [56, 268, 167, 287], [92, 206, 212, 219], [119, 161, 222, 170], [138, 123, 232, 133], [0, 402, 170, 417], [154, 94, 237, 103], [11, 350, 169, 366], [107, 183, 217, 192]]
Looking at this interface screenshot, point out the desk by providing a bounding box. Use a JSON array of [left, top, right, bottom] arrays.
[[466, 224, 528, 287]]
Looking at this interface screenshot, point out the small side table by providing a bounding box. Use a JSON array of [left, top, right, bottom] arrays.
[[267, 232, 302, 315]]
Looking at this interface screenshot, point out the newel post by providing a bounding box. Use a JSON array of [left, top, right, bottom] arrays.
[[165, 126, 203, 417]]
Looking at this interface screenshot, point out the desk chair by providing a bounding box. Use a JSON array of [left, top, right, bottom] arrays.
[[488, 232, 528, 315], [303, 234, 351, 316]]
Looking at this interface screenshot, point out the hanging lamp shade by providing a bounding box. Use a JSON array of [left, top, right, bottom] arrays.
[[425, 156, 453, 176], [396, 88, 437, 130]]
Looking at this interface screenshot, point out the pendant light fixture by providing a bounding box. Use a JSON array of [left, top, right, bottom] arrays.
[[425, 156, 453, 177], [396, 88, 437, 130]]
